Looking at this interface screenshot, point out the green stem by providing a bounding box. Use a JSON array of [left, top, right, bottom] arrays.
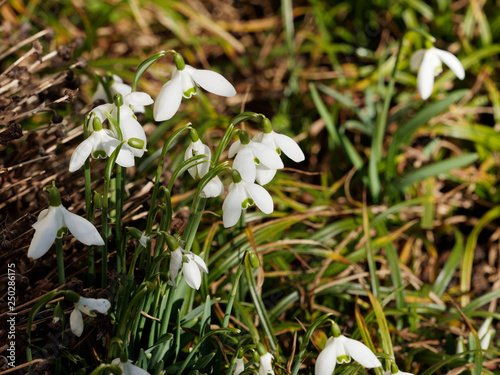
[[116, 165, 123, 273], [56, 237, 65, 285], [222, 260, 245, 328], [101, 200, 109, 287]]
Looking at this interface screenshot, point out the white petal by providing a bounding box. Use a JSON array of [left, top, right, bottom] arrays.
[[433, 48, 465, 80], [222, 183, 243, 228], [244, 182, 273, 214], [76, 297, 111, 315], [342, 336, 381, 368], [417, 51, 440, 100], [99, 130, 121, 156], [410, 49, 426, 72], [258, 352, 274, 375], [233, 148, 257, 183], [70, 308, 84, 337], [27, 207, 60, 259], [180, 69, 196, 98], [315, 337, 338, 375], [153, 73, 183, 121], [183, 259, 202, 289], [122, 362, 151, 375], [92, 84, 108, 102], [201, 176, 224, 198], [255, 166, 277, 185], [274, 133, 305, 162], [234, 358, 245, 375], [185, 65, 236, 97], [111, 82, 132, 97], [60, 206, 104, 246], [190, 253, 209, 274], [91, 103, 115, 124], [124, 92, 154, 107], [251, 142, 284, 170], [69, 135, 95, 172], [115, 146, 136, 168], [228, 140, 242, 158]]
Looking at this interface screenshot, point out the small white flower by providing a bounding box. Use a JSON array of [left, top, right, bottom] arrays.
[[222, 172, 274, 228], [111, 358, 151, 375], [139, 234, 150, 248], [259, 352, 274, 375], [93, 74, 146, 113], [70, 297, 111, 337], [252, 130, 305, 185], [154, 54, 236, 121], [315, 334, 381, 375], [184, 138, 223, 198], [168, 247, 208, 290], [233, 357, 245, 375], [478, 317, 495, 350], [28, 204, 104, 260], [228, 135, 283, 184], [410, 46, 465, 100]]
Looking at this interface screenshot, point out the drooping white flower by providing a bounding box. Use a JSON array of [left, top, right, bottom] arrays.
[[233, 357, 245, 375], [93, 74, 146, 113], [111, 358, 151, 375], [228, 131, 283, 184], [27, 187, 104, 259], [315, 324, 381, 375], [153, 53, 236, 122], [184, 131, 224, 198], [259, 352, 274, 375], [410, 46, 465, 100], [166, 235, 208, 290], [222, 170, 274, 228], [70, 296, 111, 337]]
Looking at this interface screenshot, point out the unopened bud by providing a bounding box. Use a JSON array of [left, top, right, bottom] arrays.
[[248, 253, 260, 268]]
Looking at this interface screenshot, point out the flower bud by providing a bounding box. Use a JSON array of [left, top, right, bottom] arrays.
[[93, 191, 103, 209], [248, 252, 260, 268], [127, 227, 143, 241], [127, 137, 145, 150], [252, 349, 260, 363], [53, 302, 64, 324], [256, 342, 267, 356], [174, 53, 186, 71]]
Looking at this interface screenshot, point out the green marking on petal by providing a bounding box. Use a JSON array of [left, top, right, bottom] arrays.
[[241, 198, 254, 209], [276, 148, 281, 155], [183, 87, 196, 98], [93, 150, 107, 159], [57, 227, 68, 238], [254, 157, 260, 165], [337, 355, 350, 364]]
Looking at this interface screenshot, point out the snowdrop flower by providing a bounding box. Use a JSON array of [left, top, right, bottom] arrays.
[[478, 317, 495, 350], [93, 74, 146, 113], [315, 322, 381, 375], [252, 118, 305, 185], [410, 46, 465, 100], [228, 130, 283, 184], [111, 358, 151, 375], [383, 363, 414, 375], [233, 357, 245, 375], [255, 343, 274, 375], [222, 170, 274, 228], [69, 294, 111, 337], [69, 116, 134, 172], [28, 186, 104, 259], [184, 128, 224, 198], [166, 235, 208, 290], [153, 53, 236, 121]]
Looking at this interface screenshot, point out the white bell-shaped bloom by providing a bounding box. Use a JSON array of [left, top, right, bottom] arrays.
[[252, 130, 305, 185], [410, 46, 465, 100], [111, 358, 151, 375], [233, 357, 245, 375], [184, 138, 224, 198], [28, 204, 104, 259], [259, 352, 274, 375], [154, 62, 236, 121], [222, 173, 274, 228], [228, 138, 283, 184], [315, 335, 381, 375], [70, 297, 111, 337], [168, 247, 208, 290], [93, 74, 146, 113]]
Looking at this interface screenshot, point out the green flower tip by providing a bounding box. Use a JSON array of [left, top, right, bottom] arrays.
[[252, 349, 261, 363], [262, 117, 273, 134], [331, 322, 341, 338], [174, 53, 186, 71], [93, 191, 103, 209], [248, 252, 260, 268], [237, 348, 245, 359], [120, 351, 128, 363], [65, 290, 80, 303], [189, 127, 200, 142], [165, 234, 180, 251], [256, 342, 267, 356], [230, 169, 242, 183], [238, 130, 250, 145], [113, 93, 124, 107], [126, 227, 143, 240], [391, 363, 399, 374], [128, 138, 145, 150], [93, 116, 103, 132], [48, 185, 61, 207]]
